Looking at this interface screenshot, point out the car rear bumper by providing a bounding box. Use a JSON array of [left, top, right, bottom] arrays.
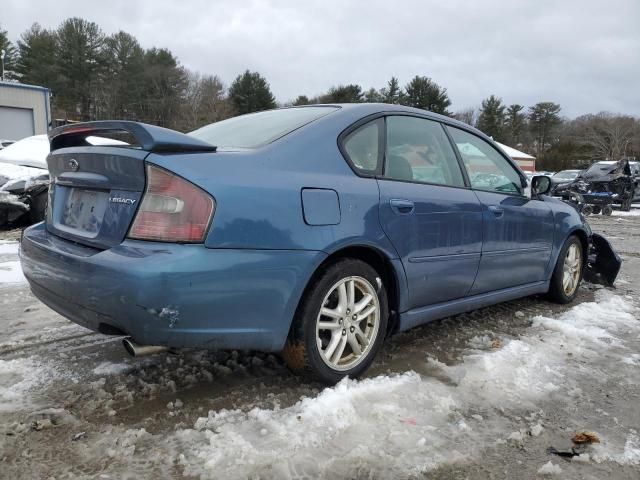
[[20, 223, 325, 351]]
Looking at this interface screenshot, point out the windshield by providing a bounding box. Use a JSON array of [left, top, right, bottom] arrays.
[[553, 170, 579, 180], [189, 107, 339, 148]]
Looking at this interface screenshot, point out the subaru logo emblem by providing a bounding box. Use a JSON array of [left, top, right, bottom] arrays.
[[68, 159, 79, 172]]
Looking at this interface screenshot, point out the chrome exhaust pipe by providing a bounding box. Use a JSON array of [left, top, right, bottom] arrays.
[[122, 338, 169, 357]]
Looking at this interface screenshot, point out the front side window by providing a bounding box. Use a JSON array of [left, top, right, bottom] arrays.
[[447, 126, 523, 195], [384, 116, 465, 187], [342, 119, 382, 174]]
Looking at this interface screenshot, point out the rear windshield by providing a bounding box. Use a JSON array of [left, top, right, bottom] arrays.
[[586, 162, 618, 175], [188, 107, 339, 148]]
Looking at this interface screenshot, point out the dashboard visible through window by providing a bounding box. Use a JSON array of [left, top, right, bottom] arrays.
[[447, 126, 523, 195]]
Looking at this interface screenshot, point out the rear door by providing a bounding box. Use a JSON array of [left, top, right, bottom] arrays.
[[46, 146, 148, 249], [374, 115, 483, 310], [446, 126, 555, 294]]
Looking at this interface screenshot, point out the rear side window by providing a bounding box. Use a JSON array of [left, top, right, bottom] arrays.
[[384, 116, 465, 187], [189, 106, 338, 148], [447, 126, 523, 195], [342, 119, 383, 175]]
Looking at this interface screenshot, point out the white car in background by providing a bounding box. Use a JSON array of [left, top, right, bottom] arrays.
[[0, 135, 50, 226], [0, 134, 128, 227]]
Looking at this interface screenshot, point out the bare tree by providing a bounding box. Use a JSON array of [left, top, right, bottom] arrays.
[[452, 107, 477, 126], [573, 112, 640, 160]]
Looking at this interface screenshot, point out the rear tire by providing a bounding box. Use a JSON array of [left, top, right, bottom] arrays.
[[282, 258, 388, 384], [547, 235, 583, 304], [602, 205, 613, 216]]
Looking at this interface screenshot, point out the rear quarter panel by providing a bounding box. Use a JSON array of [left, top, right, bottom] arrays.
[[146, 111, 399, 259]]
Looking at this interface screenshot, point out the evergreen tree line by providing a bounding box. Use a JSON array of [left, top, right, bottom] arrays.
[[2, 18, 639, 170]]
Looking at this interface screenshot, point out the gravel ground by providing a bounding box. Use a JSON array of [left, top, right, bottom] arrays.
[[0, 212, 639, 479]]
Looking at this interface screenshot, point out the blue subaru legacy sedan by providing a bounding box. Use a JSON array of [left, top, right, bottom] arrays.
[[20, 104, 620, 384]]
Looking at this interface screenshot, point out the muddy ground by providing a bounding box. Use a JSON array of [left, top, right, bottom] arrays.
[[0, 212, 639, 479]]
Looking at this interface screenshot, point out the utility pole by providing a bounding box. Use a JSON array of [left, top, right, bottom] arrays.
[[1, 49, 5, 82]]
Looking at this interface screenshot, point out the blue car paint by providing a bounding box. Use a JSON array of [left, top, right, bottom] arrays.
[[21, 224, 326, 351], [20, 104, 590, 352]]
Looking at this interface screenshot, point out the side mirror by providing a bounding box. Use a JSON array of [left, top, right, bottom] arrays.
[[531, 175, 551, 196]]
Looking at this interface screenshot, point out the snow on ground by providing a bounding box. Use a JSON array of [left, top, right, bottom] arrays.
[[0, 357, 65, 413], [92, 361, 132, 376], [0, 246, 638, 478], [0, 260, 26, 285], [0, 241, 25, 286], [147, 290, 637, 479], [613, 209, 640, 217], [0, 241, 20, 255]]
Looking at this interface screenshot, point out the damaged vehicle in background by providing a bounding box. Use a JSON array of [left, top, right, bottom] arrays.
[[19, 105, 622, 384], [549, 169, 581, 195], [0, 134, 126, 227], [0, 135, 50, 227], [554, 159, 640, 211]]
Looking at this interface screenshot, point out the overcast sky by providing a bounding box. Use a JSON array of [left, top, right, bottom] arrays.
[[2, 0, 639, 117]]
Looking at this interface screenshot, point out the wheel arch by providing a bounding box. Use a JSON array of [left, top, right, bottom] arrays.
[[290, 243, 405, 339]]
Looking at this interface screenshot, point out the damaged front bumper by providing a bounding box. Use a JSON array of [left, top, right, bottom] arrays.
[[0, 191, 30, 225], [584, 233, 622, 286]]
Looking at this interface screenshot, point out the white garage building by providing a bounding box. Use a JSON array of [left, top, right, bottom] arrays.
[[0, 81, 51, 141]]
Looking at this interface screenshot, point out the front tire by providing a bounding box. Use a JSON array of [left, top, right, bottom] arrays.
[[547, 235, 584, 304], [282, 258, 388, 384]]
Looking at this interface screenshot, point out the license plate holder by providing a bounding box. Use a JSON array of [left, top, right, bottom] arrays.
[[60, 188, 108, 233]]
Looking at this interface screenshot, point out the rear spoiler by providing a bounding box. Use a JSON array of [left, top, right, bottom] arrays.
[[48, 121, 217, 153]]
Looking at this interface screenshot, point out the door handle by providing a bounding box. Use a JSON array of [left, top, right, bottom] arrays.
[[390, 199, 415, 215], [488, 205, 504, 217]]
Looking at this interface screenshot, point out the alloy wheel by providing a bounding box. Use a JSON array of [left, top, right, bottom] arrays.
[[562, 243, 582, 296], [315, 276, 380, 371]]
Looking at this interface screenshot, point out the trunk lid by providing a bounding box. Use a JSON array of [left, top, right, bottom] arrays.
[[46, 147, 148, 249], [45, 121, 216, 249]]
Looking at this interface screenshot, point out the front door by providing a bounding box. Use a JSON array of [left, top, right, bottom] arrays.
[[446, 126, 555, 294], [377, 115, 483, 310]]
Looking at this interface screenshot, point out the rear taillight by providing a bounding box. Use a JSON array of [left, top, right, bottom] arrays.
[[128, 164, 215, 243]]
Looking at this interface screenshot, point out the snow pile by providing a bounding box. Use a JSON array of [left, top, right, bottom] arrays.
[[92, 362, 131, 376], [593, 431, 640, 466], [537, 461, 562, 476], [168, 290, 638, 479]]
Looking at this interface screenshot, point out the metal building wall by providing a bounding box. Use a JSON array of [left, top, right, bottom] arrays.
[[0, 82, 51, 140]]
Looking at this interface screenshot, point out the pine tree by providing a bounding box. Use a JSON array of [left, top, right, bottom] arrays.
[[228, 70, 277, 114], [504, 104, 526, 145], [55, 17, 106, 120], [293, 95, 310, 106], [477, 95, 506, 140], [101, 31, 145, 119], [322, 84, 364, 103], [140, 48, 187, 127], [402, 76, 451, 115], [382, 76, 400, 104], [15, 23, 58, 87], [364, 87, 382, 103], [528, 102, 562, 157]]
